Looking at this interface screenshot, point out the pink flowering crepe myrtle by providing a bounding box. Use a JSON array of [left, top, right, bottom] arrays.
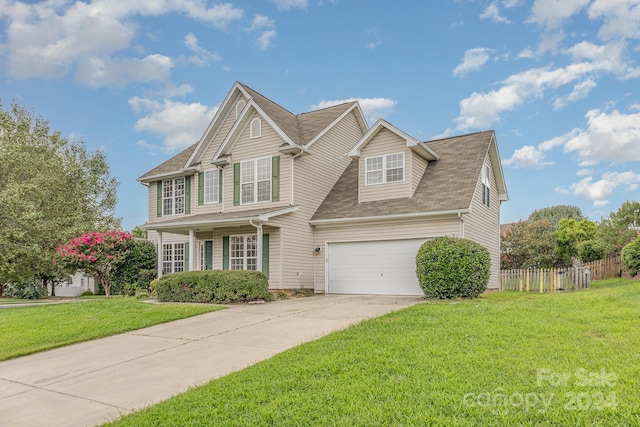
[[55, 231, 132, 298]]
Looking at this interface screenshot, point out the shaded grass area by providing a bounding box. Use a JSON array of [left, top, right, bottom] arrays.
[[0, 299, 222, 361], [109, 279, 640, 426]]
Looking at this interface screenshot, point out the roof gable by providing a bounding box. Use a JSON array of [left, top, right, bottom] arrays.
[[312, 130, 502, 221], [138, 143, 198, 182], [347, 119, 439, 161]]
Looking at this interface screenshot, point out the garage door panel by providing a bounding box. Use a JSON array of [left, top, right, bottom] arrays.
[[327, 239, 426, 295]]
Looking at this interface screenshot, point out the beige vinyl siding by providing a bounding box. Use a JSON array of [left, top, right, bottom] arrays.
[[411, 151, 428, 197], [148, 174, 197, 223], [200, 94, 247, 163], [312, 218, 461, 293], [148, 182, 157, 221], [223, 113, 291, 212], [462, 153, 501, 289], [210, 225, 282, 288], [267, 111, 365, 289], [359, 128, 410, 202]]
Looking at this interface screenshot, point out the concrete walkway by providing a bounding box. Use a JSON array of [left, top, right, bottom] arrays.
[[0, 294, 423, 427]]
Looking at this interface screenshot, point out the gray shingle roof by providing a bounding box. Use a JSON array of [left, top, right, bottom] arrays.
[[139, 83, 356, 182], [311, 130, 495, 221], [138, 143, 197, 182]]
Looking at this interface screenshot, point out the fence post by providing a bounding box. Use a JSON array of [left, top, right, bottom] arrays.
[[539, 269, 544, 293]]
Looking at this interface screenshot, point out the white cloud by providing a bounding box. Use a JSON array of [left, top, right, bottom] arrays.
[[563, 171, 640, 206], [0, 0, 243, 85], [529, 0, 591, 30], [553, 79, 597, 109], [502, 134, 567, 168], [480, 2, 511, 24], [588, 0, 640, 41], [453, 48, 494, 77], [129, 97, 219, 152], [184, 33, 222, 66], [452, 40, 637, 131], [517, 48, 539, 59], [563, 108, 640, 164], [271, 0, 308, 10], [249, 14, 275, 31], [75, 54, 174, 87], [255, 29, 277, 50], [311, 97, 397, 123]]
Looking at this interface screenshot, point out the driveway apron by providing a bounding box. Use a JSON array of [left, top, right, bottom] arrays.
[[0, 294, 422, 427]]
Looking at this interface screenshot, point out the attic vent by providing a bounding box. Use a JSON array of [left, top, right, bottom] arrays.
[[236, 100, 246, 119], [250, 118, 262, 139]]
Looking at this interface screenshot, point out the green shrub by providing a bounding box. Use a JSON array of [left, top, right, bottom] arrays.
[[415, 236, 491, 299], [156, 270, 272, 304], [6, 283, 47, 299], [81, 290, 94, 297], [621, 237, 640, 276], [121, 283, 141, 297]]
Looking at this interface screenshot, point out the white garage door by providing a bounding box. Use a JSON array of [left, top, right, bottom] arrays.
[[327, 239, 426, 295]]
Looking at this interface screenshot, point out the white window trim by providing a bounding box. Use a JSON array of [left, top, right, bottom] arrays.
[[481, 164, 491, 208], [230, 234, 257, 271], [240, 156, 271, 205], [250, 117, 262, 139], [162, 242, 185, 274], [203, 169, 219, 204], [162, 177, 185, 216], [365, 152, 405, 186]]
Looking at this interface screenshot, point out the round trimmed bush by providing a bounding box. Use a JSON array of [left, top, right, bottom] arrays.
[[621, 237, 640, 276], [415, 236, 491, 299]]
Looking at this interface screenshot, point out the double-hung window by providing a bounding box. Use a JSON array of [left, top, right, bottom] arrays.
[[203, 169, 219, 204], [162, 178, 185, 215], [481, 164, 491, 208], [241, 157, 271, 204], [365, 152, 405, 185], [163, 243, 185, 273], [230, 235, 257, 270]]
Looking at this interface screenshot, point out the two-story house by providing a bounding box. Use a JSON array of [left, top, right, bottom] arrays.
[[138, 82, 508, 295]]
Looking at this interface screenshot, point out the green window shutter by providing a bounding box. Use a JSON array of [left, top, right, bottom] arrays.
[[262, 234, 269, 278], [218, 169, 223, 203], [222, 236, 230, 270], [198, 172, 204, 205], [272, 156, 280, 202], [233, 163, 240, 206], [184, 242, 189, 272], [205, 241, 213, 270], [156, 181, 163, 217], [185, 176, 191, 214]]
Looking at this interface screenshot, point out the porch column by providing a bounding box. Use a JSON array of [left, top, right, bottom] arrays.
[[189, 229, 196, 272], [157, 231, 163, 279], [250, 221, 263, 272]]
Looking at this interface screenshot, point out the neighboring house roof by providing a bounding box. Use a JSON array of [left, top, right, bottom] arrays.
[[500, 222, 516, 237], [311, 130, 498, 223]]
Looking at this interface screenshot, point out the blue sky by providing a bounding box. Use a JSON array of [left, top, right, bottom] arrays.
[[1, 0, 639, 231]]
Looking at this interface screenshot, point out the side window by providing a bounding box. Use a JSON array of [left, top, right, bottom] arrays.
[[481, 164, 491, 208], [250, 118, 261, 139]]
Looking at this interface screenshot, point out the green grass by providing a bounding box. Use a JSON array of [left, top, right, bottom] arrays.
[[0, 299, 222, 361], [108, 279, 640, 426]]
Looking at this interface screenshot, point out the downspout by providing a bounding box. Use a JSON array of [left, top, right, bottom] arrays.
[[290, 150, 304, 205], [458, 212, 465, 238], [249, 220, 263, 272]]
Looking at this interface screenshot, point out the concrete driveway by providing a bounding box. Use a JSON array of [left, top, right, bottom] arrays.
[[0, 294, 422, 427]]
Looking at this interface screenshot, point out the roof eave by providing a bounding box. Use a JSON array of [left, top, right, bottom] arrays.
[[309, 208, 470, 226], [137, 167, 198, 183]]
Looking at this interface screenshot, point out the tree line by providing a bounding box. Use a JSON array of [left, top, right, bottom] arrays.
[[501, 203, 640, 270]]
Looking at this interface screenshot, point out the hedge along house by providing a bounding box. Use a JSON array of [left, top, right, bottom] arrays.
[[138, 82, 508, 295]]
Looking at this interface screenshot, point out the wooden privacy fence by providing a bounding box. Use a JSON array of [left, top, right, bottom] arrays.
[[500, 267, 591, 293], [581, 255, 622, 281]]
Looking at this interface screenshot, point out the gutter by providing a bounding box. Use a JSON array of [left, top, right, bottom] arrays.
[[309, 208, 470, 226]]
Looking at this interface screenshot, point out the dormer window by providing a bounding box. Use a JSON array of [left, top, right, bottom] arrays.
[[236, 100, 246, 119], [250, 118, 262, 139], [365, 152, 404, 185]]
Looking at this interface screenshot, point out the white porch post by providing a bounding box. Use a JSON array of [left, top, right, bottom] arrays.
[[250, 221, 263, 273], [157, 231, 163, 279], [189, 229, 196, 272]]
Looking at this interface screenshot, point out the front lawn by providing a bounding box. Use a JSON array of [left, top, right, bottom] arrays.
[[0, 299, 222, 361], [109, 279, 640, 426]]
